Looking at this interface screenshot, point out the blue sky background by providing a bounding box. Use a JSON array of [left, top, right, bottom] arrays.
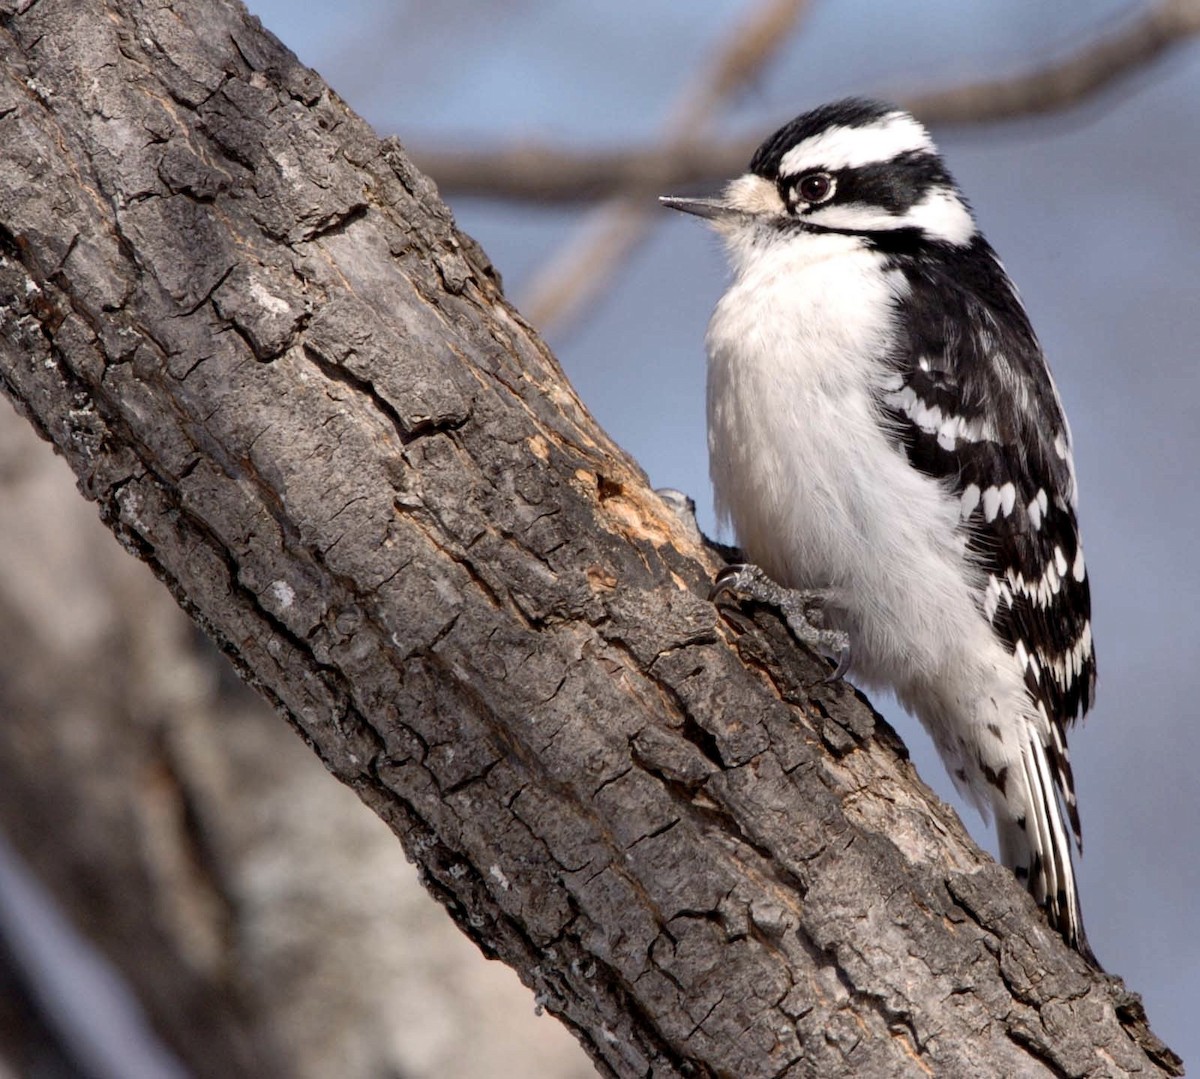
[[246, 0, 1200, 1065]]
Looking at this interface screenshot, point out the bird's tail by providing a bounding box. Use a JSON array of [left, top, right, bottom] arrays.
[[996, 732, 1095, 963]]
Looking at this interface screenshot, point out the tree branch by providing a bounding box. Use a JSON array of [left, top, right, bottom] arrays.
[[410, 0, 1200, 204], [0, 401, 589, 1079], [0, 1, 1182, 1076]]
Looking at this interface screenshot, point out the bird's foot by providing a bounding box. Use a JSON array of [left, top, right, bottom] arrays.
[[710, 563, 851, 682]]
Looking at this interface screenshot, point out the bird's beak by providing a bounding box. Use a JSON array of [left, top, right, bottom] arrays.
[[659, 195, 740, 221]]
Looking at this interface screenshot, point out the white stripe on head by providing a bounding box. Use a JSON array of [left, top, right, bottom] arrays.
[[905, 188, 975, 245], [804, 186, 974, 245], [778, 113, 934, 175], [804, 202, 904, 233]]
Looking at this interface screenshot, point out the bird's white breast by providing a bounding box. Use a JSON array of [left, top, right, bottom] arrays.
[[706, 230, 993, 688]]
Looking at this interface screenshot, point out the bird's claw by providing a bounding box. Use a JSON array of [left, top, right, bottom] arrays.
[[823, 638, 852, 684], [709, 562, 758, 604], [710, 563, 852, 680]]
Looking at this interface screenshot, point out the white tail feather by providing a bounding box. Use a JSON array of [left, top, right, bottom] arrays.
[[997, 734, 1091, 958]]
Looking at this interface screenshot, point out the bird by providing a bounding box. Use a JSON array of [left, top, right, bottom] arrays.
[[661, 98, 1096, 957]]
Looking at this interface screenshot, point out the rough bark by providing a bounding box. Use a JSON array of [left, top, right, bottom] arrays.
[[0, 405, 592, 1079], [0, 1, 1181, 1077]]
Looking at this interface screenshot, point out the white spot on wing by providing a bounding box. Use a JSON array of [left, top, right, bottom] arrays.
[[914, 399, 941, 434], [1005, 550, 1079, 609], [887, 385, 916, 414], [960, 483, 980, 520], [1041, 620, 1094, 690], [1072, 546, 1086, 582], [1027, 496, 1042, 530], [982, 485, 1002, 522], [964, 416, 993, 442], [937, 413, 986, 450], [998, 482, 1016, 517], [882, 379, 997, 451]]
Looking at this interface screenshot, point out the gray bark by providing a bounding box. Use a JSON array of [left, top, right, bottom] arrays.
[[0, 404, 592, 1079], [0, 1, 1182, 1076]]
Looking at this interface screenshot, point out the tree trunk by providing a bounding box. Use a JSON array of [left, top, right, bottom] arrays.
[[0, 401, 593, 1079], [0, 1, 1181, 1075]]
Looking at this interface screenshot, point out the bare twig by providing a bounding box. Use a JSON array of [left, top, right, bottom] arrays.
[[907, 0, 1200, 123], [519, 0, 811, 335], [412, 0, 1200, 205]]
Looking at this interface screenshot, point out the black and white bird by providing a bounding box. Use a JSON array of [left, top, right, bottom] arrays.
[[661, 98, 1096, 956]]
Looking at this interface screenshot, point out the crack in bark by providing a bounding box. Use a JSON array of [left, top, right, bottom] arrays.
[[1005, 1027, 1073, 1079], [302, 339, 468, 446], [298, 201, 368, 243]]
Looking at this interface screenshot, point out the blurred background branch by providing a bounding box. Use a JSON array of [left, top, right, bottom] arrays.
[[427, 0, 1195, 338], [518, 0, 811, 334], [412, 0, 1200, 206], [411, 0, 1200, 338]]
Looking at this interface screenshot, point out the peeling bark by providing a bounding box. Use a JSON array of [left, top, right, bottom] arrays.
[[0, 1, 1182, 1076]]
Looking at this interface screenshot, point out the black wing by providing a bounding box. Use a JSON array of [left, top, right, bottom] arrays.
[[879, 235, 1095, 840]]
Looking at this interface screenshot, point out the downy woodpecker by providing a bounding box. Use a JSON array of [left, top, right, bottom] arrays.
[[662, 99, 1095, 955]]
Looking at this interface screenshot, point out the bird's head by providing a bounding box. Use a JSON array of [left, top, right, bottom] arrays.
[[661, 98, 977, 260]]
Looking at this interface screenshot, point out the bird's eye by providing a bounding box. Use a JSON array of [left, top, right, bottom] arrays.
[[795, 172, 835, 205]]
